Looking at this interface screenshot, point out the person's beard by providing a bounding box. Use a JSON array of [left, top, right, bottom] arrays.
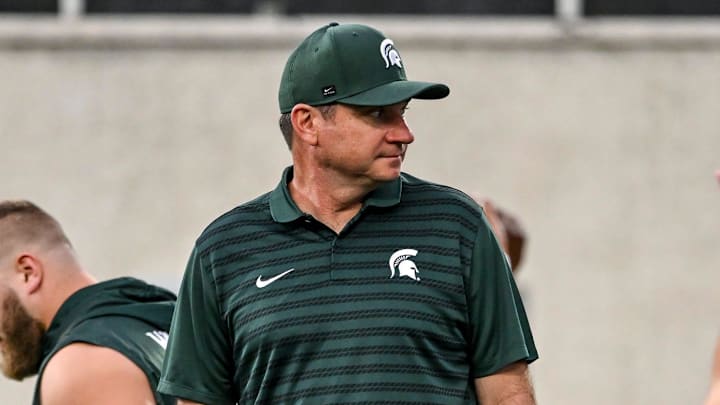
[[0, 289, 44, 381]]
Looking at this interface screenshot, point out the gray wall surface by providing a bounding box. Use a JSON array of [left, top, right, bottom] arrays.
[[1, 17, 719, 405]]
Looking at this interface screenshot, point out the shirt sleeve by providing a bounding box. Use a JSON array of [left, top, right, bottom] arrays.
[[466, 212, 538, 378], [158, 245, 237, 404]]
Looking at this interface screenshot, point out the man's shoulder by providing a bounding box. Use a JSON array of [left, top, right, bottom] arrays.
[[56, 315, 169, 363], [40, 343, 156, 405], [196, 191, 274, 246], [44, 342, 134, 372], [400, 172, 480, 207], [210, 192, 273, 225], [70, 313, 167, 338]]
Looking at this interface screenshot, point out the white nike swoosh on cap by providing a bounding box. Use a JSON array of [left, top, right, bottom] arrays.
[[256, 268, 295, 288]]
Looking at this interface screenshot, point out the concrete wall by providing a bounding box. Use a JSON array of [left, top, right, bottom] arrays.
[[2, 17, 719, 404]]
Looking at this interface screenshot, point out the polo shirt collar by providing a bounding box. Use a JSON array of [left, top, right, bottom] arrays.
[[269, 166, 403, 224], [269, 166, 303, 223]]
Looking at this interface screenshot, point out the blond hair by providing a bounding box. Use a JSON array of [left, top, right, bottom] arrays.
[[0, 200, 72, 260]]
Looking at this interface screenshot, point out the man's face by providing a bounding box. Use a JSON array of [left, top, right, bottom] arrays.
[[315, 101, 414, 185], [0, 286, 44, 381]]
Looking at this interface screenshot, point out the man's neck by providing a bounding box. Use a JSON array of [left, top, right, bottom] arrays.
[[288, 168, 374, 234], [40, 269, 97, 328]]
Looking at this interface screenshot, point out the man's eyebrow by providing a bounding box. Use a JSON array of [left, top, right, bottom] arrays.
[[348, 105, 379, 116], [347, 102, 409, 117]]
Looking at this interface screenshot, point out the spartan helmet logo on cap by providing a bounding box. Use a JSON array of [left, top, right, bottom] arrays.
[[380, 39, 403, 69], [388, 249, 420, 281]]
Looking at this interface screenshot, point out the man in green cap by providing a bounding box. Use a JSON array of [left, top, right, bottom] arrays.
[[159, 22, 538, 404]]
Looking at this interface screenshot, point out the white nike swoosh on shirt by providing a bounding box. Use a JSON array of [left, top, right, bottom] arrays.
[[256, 268, 295, 288]]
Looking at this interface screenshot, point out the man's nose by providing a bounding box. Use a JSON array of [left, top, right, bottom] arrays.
[[386, 118, 414, 145]]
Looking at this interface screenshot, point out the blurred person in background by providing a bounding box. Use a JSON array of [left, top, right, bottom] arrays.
[[0, 200, 176, 405], [476, 198, 527, 273], [159, 22, 537, 405], [704, 169, 720, 405], [706, 338, 720, 405]]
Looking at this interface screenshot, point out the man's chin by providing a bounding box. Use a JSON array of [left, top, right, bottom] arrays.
[[4, 371, 38, 382], [1, 357, 40, 381], [374, 172, 401, 183], [374, 165, 403, 181]]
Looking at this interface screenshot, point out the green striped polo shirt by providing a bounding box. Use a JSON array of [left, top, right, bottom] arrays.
[[159, 167, 537, 405]]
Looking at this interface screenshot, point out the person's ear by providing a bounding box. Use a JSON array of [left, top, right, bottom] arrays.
[[15, 254, 43, 294], [290, 104, 320, 147]]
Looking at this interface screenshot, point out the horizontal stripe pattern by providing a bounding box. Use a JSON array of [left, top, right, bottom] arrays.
[[197, 175, 483, 404]]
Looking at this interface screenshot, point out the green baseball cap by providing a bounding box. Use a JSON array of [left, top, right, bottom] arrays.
[[278, 22, 450, 113]]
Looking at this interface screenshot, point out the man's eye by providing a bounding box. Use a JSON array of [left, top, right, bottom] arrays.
[[369, 109, 383, 119]]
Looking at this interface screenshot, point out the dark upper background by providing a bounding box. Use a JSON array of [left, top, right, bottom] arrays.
[[2, 0, 720, 16]]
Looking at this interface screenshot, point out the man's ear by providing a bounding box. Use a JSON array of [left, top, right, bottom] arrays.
[[290, 104, 320, 147], [16, 254, 43, 294]]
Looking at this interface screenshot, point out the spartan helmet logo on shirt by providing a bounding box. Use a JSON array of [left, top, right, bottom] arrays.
[[388, 249, 420, 281], [380, 39, 403, 69]]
